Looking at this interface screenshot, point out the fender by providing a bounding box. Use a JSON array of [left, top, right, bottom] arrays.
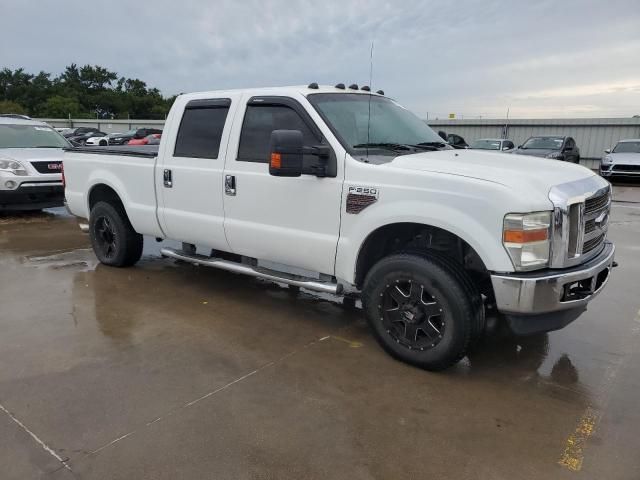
[[335, 199, 515, 285]]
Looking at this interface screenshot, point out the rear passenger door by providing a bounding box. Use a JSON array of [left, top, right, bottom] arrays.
[[157, 94, 240, 250]]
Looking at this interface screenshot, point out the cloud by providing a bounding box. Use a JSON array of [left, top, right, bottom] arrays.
[[1, 0, 639, 118]]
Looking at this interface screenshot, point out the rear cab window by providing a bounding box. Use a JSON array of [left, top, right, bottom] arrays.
[[174, 98, 231, 159]]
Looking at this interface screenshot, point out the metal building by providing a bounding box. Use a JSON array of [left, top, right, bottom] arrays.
[[428, 117, 640, 169]]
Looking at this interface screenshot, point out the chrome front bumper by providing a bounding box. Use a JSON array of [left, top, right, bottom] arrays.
[[491, 241, 615, 315]]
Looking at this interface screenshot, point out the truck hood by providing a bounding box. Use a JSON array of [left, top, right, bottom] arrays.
[[608, 152, 640, 165], [389, 149, 596, 200], [0, 147, 64, 163]]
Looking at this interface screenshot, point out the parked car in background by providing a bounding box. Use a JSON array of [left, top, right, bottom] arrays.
[[63, 127, 101, 139], [108, 128, 163, 145], [128, 133, 161, 145], [600, 139, 640, 178], [469, 138, 515, 152], [447, 133, 468, 149], [146, 134, 162, 145], [513, 136, 580, 163], [0, 117, 69, 210], [85, 134, 119, 146], [68, 130, 107, 146]]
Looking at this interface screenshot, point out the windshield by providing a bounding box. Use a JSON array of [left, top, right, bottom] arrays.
[[0, 124, 70, 148], [522, 136, 564, 150], [308, 93, 444, 153], [613, 141, 640, 153], [470, 139, 501, 150]]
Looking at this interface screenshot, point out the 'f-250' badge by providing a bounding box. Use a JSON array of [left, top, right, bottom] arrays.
[[346, 186, 379, 214]]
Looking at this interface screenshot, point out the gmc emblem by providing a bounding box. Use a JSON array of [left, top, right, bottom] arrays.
[[48, 163, 62, 170]]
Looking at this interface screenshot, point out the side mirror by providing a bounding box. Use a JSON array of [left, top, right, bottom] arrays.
[[269, 130, 303, 177], [517, 145, 522, 149], [604, 148, 611, 154]]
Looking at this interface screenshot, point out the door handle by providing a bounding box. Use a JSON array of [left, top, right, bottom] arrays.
[[225, 175, 236, 196], [163, 169, 173, 188]]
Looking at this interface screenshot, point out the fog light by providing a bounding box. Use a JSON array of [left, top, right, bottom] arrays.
[[5, 180, 17, 189]]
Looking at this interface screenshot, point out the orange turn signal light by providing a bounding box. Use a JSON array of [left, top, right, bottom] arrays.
[[270, 153, 281, 169], [503, 228, 548, 243]]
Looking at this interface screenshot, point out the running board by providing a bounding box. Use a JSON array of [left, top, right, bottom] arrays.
[[160, 247, 343, 295]]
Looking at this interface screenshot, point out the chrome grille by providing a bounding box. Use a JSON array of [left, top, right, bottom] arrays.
[[549, 177, 612, 268], [585, 190, 609, 215], [583, 233, 605, 254], [580, 188, 610, 256]]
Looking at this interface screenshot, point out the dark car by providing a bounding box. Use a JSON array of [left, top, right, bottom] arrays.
[[513, 136, 580, 163], [68, 131, 107, 146], [446, 133, 468, 149], [108, 127, 163, 145], [63, 127, 100, 139]]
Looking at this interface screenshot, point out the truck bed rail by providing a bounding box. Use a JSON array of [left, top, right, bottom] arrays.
[[64, 145, 158, 158]]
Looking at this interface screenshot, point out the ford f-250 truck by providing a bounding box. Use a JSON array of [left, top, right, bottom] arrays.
[[63, 84, 615, 371]]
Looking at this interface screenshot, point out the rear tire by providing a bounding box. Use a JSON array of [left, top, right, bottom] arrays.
[[361, 252, 481, 371], [89, 201, 143, 267]]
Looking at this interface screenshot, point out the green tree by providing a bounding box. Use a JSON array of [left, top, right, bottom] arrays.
[[40, 95, 81, 118], [0, 100, 27, 114], [1, 64, 174, 119]]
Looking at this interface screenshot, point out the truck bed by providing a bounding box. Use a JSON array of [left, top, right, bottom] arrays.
[[65, 145, 159, 158]]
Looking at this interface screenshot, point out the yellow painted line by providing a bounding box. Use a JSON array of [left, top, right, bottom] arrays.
[[330, 336, 363, 348], [558, 407, 598, 471]]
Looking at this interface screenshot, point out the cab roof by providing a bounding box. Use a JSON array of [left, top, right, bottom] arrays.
[[178, 85, 384, 101]]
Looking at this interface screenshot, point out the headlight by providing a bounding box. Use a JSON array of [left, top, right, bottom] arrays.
[[546, 151, 563, 159], [602, 156, 613, 164], [0, 159, 28, 176], [503, 211, 552, 271]]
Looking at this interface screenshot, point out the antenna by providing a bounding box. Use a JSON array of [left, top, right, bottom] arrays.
[[366, 41, 374, 161]]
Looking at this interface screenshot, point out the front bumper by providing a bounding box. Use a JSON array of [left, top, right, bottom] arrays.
[[0, 182, 64, 210], [490, 242, 615, 334], [600, 164, 640, 177]]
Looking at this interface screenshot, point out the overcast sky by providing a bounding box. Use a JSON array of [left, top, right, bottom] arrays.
[[1, 0, 639, 118]]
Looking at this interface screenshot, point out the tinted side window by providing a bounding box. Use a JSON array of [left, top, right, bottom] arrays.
[[238, 105, 316, 163], [174, 105, 230, 159], [504, 141, 514, 149]]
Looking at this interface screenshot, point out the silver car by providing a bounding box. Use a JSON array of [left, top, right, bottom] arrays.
[[600, 139, 640, 178], [0, 117, 69, 211]]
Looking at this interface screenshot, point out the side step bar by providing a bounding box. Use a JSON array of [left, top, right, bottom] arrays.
[[160, 247, 343, 295]]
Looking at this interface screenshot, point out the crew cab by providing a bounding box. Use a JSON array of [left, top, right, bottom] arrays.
[[1, 117, 68, 210], [63, 84, 615, 371]]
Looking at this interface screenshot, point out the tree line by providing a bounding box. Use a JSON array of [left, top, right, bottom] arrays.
[[0, 64, 176, 119]]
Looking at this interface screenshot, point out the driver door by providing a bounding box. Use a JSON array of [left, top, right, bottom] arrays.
[[222, 95, 344, 275]]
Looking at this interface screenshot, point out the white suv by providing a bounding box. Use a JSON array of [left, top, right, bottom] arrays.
[[0, 117, 68, 211]]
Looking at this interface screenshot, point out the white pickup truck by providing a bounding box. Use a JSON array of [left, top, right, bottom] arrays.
[[63, 84, 615, 370]]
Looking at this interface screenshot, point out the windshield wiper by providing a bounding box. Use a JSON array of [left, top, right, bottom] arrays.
[[353, 142, 413, 151], [415, 141, 447, 148]]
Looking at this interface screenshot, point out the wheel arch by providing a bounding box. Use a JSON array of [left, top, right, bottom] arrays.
[[352, 222, 496, 300]]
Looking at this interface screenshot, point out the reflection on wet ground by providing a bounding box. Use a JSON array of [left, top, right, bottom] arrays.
[[1, 204, 640, 479]]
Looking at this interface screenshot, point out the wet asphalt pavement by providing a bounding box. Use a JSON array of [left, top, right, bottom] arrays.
[[1, 186, 639, 480]]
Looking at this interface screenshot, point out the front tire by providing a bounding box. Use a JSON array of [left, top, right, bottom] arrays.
[[361, 252, 481, 371], [89, 201, 143, 267]]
